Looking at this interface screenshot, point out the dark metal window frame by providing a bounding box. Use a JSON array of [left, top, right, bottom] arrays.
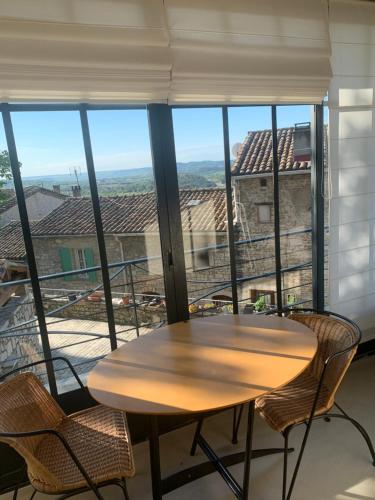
[[0, 101, 325, 395]]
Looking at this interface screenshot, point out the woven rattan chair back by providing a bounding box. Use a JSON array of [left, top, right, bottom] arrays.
[[289, 312, 358, 408], [0, 372, 65, 486]]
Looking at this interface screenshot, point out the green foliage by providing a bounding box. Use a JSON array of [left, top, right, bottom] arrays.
[[0, 150, 14, 204], [18, 162, 222, 197], [0, 150, 13, 180], [287, 293, 297, 306], [254, 295, 267, 312], [177, 173, 215, 189]]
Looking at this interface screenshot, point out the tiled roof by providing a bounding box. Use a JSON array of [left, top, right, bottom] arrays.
[[0, 221, 37, 260], [231, 126, 313, 176], [0, 186, 66, 215], [32, 188, 227, 236]]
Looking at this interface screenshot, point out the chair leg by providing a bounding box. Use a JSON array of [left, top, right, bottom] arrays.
[[232, 404, 244, 444], [232, 406, 237, 444], [282, 428, 291, 500], [334, 403, 375, 465], [12, 486, 18, 500], [190, 417, 203, 456], [286, 419, 314, 500], [119, 479, 130, 500], [29, 490, 36, 500]]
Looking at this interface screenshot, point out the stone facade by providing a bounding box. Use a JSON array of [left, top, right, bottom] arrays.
[[232, 172, 313, 307], [43, 296, 167, 327], [0, 292, 40, 373]]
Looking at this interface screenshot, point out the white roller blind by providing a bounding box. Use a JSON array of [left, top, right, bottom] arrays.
[[328, 0, 375, 339], [0, 0, 331, 103]]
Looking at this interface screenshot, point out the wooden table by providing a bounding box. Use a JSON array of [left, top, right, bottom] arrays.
[[88, 314, 317, 499]]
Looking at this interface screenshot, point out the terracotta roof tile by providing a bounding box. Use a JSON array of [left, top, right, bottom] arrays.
[[32, 189, 227, 236], [231, 126, 317, 176], [0, 221, 37, 260]]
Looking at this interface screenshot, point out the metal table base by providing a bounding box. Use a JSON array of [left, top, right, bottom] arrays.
[[148, 401, 292, 499]]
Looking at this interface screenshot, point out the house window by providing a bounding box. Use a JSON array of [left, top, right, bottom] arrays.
[[257, 203, 272, 223], [194, 249, 210, 270], [58, 247, 96, 282], [74, 249, 89, 279], [260, 178, 267, 187], [76, 249, 87, 272]]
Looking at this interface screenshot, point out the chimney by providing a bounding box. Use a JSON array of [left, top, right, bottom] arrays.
[[53, 184, 61, 194], [71, 185, 81, 197], [294, 122, 311, 163]]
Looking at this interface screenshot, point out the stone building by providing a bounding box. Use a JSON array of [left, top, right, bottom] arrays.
[[231, 125, 315, 308], [31, 189, 229, 304], [0, 185, 66, 227]]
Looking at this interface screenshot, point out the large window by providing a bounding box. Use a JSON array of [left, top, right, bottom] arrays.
[[228, 106, 278, 314], [0, 102, 325, 396], [173, 107, 232, 317], [88, 109, 166, 345]]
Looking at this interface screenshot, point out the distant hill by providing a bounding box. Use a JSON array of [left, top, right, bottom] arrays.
[[12, 160, 225, 196]]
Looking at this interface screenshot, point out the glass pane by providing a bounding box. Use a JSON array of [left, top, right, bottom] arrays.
[[228, 106, 277, 314], [11, 111, 106, 392], [172, 108, 232, 317], [276, 105, 313, 309], [88, 109, 166, 342], [0, 117, 45, 382]]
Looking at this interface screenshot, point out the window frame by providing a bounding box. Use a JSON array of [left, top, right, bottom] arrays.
[[0, 101, 325, 399]]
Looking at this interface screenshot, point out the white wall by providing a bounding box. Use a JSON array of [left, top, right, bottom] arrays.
[[0, 192, 64, 227], [328, 0, 375, 339]]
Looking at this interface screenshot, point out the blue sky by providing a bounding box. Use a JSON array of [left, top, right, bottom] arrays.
[[0, 105, 312, 178]]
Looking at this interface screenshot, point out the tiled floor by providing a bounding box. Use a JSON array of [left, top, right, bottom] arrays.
[[45, 318, 152, 391], [4, 356, 375, 500]]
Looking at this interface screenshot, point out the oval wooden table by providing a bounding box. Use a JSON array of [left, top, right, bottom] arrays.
[[88, 314, 317, 499]]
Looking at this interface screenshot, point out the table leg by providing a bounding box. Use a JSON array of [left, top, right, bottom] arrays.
[[243, 400, 255, 498], [149, 415, 162, 500]]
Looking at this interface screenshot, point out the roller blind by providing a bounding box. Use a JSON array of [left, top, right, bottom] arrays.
[[328, 0, 375, 339], [0, 0, 331, 103]]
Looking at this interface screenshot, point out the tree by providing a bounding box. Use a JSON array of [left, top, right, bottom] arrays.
[[0, 150, 17, 204]]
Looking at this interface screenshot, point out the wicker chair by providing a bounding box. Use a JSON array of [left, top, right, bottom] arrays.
[[254, 309, 375, 499], [0, 357, 135, 500]]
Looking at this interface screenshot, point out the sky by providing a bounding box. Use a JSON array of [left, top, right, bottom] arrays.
[[0, 105, 313, 178]]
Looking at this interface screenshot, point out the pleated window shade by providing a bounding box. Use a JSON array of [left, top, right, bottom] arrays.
[[0, 0, 331, 103]]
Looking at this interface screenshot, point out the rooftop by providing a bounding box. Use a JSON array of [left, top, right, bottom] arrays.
[[0, 221, 38, 260], [0, 186, 67, 215], [231, 125, 328, 177], [32, 188, 227, 236]]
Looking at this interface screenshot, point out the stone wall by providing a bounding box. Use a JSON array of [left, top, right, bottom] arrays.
[[43, 296, 167, 326], [233, 173, 313, 305], [33, 233, 166, 297], [0, 292, 40, 373]]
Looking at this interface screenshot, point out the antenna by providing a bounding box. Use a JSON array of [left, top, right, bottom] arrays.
[[69, 166, 82, 187]]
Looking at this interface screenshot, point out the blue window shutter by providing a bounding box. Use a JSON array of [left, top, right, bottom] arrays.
[[58, 247, 73, 281], [84, 248, 96, 282]]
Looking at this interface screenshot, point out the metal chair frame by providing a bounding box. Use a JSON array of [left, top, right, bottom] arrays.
[[0, 357, 130, 500], [230, 309, 375, 500]]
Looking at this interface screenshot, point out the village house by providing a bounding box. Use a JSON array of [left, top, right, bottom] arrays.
[[231, 123, 318, 308], [0, 185, 66, 227], [30, 188, 229, 299]]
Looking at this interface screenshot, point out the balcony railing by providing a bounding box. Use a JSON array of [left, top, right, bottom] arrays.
[[0, 227, 315, 387]]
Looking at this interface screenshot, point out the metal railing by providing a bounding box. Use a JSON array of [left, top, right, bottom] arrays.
[[0, 228, 314, 381]]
